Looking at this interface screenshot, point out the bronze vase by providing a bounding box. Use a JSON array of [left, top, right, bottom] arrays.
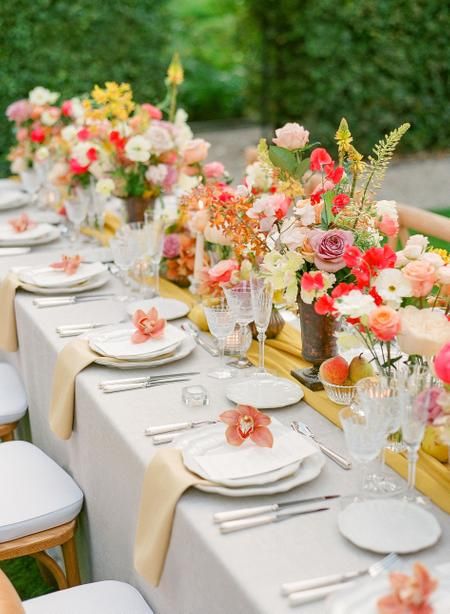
[[250, 307, 285, 340], [124, 196, 155, 223], [292, 294, 339, 390]]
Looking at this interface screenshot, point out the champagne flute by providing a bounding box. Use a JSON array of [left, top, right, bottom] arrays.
[[144, 209, 166, 296], [250, 275, 273, 375], [203, 302, 237, 379]]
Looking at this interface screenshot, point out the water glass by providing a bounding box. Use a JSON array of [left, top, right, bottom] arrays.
[[110, 237, 139, 296], [203, 302, 237, 379], [223, 281, 254, 368], [65, 187, 89, 246]]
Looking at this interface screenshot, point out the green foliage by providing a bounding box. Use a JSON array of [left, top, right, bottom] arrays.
[[245, 0, 450, 155], [0, 558, 54, 599], [0, 0, 170, 175]]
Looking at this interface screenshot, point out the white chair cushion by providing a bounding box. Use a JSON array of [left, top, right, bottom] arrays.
[[0, 441, 83, 543], [0, 363, 27, 423], [23, 581, 153, 614]]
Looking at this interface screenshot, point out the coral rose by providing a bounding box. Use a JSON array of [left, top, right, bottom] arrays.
[[402, 260, 436, 297], [434, 342, 450, 384], [272, 123, 309, 150], [368, 306, 401, 341], [208, 259, 239, 284], [183, 139, 210, 164]]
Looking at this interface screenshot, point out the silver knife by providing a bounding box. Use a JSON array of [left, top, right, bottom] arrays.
[[213, 495, 339, 524], [101, 377, 191, 393], [181, 323, 218, 357], [145, 419, 218, 437], [33, 293, 116, 307], [100, 372, 200, 388], [219, 506, 329, 534]]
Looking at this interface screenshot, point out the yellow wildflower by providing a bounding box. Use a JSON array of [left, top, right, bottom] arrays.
[[167, 52, 184, 86], [335, 117, 353, 163]]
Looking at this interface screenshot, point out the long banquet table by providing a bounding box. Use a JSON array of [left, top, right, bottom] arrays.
[[0, 216, 449, 613]]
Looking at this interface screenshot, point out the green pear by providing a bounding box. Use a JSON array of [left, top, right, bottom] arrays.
[[349, 354, 374, 383]]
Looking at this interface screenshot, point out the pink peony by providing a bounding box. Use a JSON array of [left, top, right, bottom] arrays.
[[434, 342, 450, 384], [163, 234, 181, 259], [309, 228, 354, 272], [141, 103, 163, 120], [6, 99, 32, 123], [183, 139, 210, 165], [203, 161, 225, 178], [272, 123, 309, 150], [402, 260, 436, 297], [209, 259, 239, 284], [219, 405, 273, 447]]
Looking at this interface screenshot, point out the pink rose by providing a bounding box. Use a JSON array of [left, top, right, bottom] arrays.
[[402, 260, 436, 297], [17, 128, 28, 142], [203, 161, 225, 178], [435, 342, 450, 384], [309, 229, 354, 272], [163, 234, 180, 259], [209, 259, 239, 284], [183, 139, 210, 164], [141, 103, 163, 120], [377, 214, 399, 237], [6, 99, 32, 123], [272, 123, 310, 150], [368, 306, 401, 341]]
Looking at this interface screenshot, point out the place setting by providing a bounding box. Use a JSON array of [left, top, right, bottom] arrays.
[[0, 211, 60, 246]]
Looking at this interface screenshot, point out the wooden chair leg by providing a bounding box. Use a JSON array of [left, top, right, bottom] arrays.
[[1, 431, 14, 442], [32, 551, 68, 590], [0, 421, 18, 442], [61, 535, 81, 587]]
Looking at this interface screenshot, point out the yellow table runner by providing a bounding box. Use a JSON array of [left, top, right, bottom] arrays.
[[81, 211, 123, 246]]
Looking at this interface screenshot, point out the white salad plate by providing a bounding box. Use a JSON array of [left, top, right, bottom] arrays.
[[174, 420, 317, 486], [88, 323, 186, 360], [225, 374, 304, 409], [19, 271, 109, 295], [93, 335, 196, 369], [0, 225, 60, 247], [0, 191, 28, 211], [126, 297, 190, 320], [338, 499, 441, 554], [18, 262, 108, 289]]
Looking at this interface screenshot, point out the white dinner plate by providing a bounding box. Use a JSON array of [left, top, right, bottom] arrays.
[[88, 323, 186, 360], [94, 335, 196, 369], [19, 271, 109, 295], [0, 179, 24, 191], [0, 221, 53, 242], [196, 449, 325, 497], [126, 297, 190, 321], [174, 420, 317, 486], [18, 262, 108, 289], [225, 374, 304, 409], [327, 565, 450, 613], [338, 499, 442, 554], [0, 225, 60, 247], [0, 190, 28, 211]]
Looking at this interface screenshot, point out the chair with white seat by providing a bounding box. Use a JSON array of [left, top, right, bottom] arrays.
[[0, 441, 84, 590], [0, 363, 27, 442], [0, 571, 154, 614]]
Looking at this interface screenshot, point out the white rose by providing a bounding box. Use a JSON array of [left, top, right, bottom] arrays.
[[95, 178, 115, 197], [124, 135, 151, 162], [376, 200, 398, 220], [335, 290, 376, 318], [41, 110, 58, 126], [61, 125, 77, 142], [146, 125, 173, 154], [29, 86, 59, 106], [145, 164, 168, 185], [35, 147, 49, 162], [420, 252, 444, 269]]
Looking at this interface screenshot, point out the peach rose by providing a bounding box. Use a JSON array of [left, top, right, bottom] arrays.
[[272, 123, 309, 150], [377, 215, 399, 237], [368, 306, 401, 341], [402, 260, 436, 297], [183, 139, 210, 164], [397, 306, 450, 357], [209, 259, 239, 284]]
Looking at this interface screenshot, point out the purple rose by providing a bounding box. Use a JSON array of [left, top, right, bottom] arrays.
[[309, 229, 354, 272], [163, 234, 181, 259]]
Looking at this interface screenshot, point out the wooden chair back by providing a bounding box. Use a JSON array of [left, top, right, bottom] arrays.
[[387, 203, 450, 249]]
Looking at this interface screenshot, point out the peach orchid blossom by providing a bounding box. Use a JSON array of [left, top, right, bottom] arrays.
[[219, 405, 273, 448], [131, 307, 166, 344], [377, 563, 438, 614], [50, 254, 82, 275], [8, 213, 37, 233]]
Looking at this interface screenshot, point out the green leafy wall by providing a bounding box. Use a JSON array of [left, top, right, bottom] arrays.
[[245, 0, 450, 154]]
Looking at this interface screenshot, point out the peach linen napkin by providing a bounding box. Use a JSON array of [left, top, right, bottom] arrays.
[[134, 448, 208, 586], [0, 273, 21, 352]]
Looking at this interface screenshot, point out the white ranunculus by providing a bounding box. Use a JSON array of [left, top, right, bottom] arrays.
[[145, 164, 168, 185], [335, 290, 376, 318], [35, 147, 49, 162], [146, 125, 173, 154], [124, 135, 151, 163], [374, 268, 412, 308], [95, 178, 115, 196], [29, 86, 59, 106], [376, 199, 398, 220], [61, 125, 77, 142]]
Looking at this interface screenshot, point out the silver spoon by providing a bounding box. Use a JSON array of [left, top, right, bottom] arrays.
[[291, 421, 352, 470]]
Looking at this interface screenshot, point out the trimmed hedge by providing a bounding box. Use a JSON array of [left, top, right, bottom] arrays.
[[0, 0, 170, 175], [245, 0, 450, 154]]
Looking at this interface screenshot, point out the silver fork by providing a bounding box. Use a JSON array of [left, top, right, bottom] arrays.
[[282, 552, 400, 599]]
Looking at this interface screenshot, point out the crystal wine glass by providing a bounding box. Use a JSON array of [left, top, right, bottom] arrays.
[[117, 222, 149, 297], [250, 275, 273, 375], [203, 302, 237, 379], [109, 237, 139, 297], [144, 209, 166, 297], [65, 187, 89, 247], [223, 281, 254, 368]]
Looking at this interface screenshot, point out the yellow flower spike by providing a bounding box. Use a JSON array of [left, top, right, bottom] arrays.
[[167, 52, 184, 85], [335, 118, 353, 153], [348, 145, 365, 175]]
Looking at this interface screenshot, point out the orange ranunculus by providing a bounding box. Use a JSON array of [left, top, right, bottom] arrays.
[[402, 260, 436, 297], [368, 306, 401, 342], [131, 307, 166, 344], [219, 405, 273, 447]]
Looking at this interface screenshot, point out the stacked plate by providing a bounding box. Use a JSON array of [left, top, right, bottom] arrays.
[[16, 261, 109, 294], [0, 188, 29, 211], [173, 420, 325, 496], [86, 323, 196, 369], [0, 222, 60, 247]]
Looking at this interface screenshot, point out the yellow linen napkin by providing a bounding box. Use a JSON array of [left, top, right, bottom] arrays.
[[49, 339, 98, 440], [81, 211, 123, 246], [0, 274, 21, 352], [134, 448, 208, 586]]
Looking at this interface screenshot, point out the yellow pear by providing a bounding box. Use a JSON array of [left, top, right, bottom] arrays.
[[188, 304, 209, 332], [421, 426, 448, 463], [349, 354, 374, 383]]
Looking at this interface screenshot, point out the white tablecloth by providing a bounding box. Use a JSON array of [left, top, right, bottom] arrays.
[[0, 213, 449, 614]]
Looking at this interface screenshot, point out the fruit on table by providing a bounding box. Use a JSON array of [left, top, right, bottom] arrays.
[[188, 304, 209, 332], [319, 355, 349, 385], [349, 354, 374, 383], [421, 426, 448, 463]]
